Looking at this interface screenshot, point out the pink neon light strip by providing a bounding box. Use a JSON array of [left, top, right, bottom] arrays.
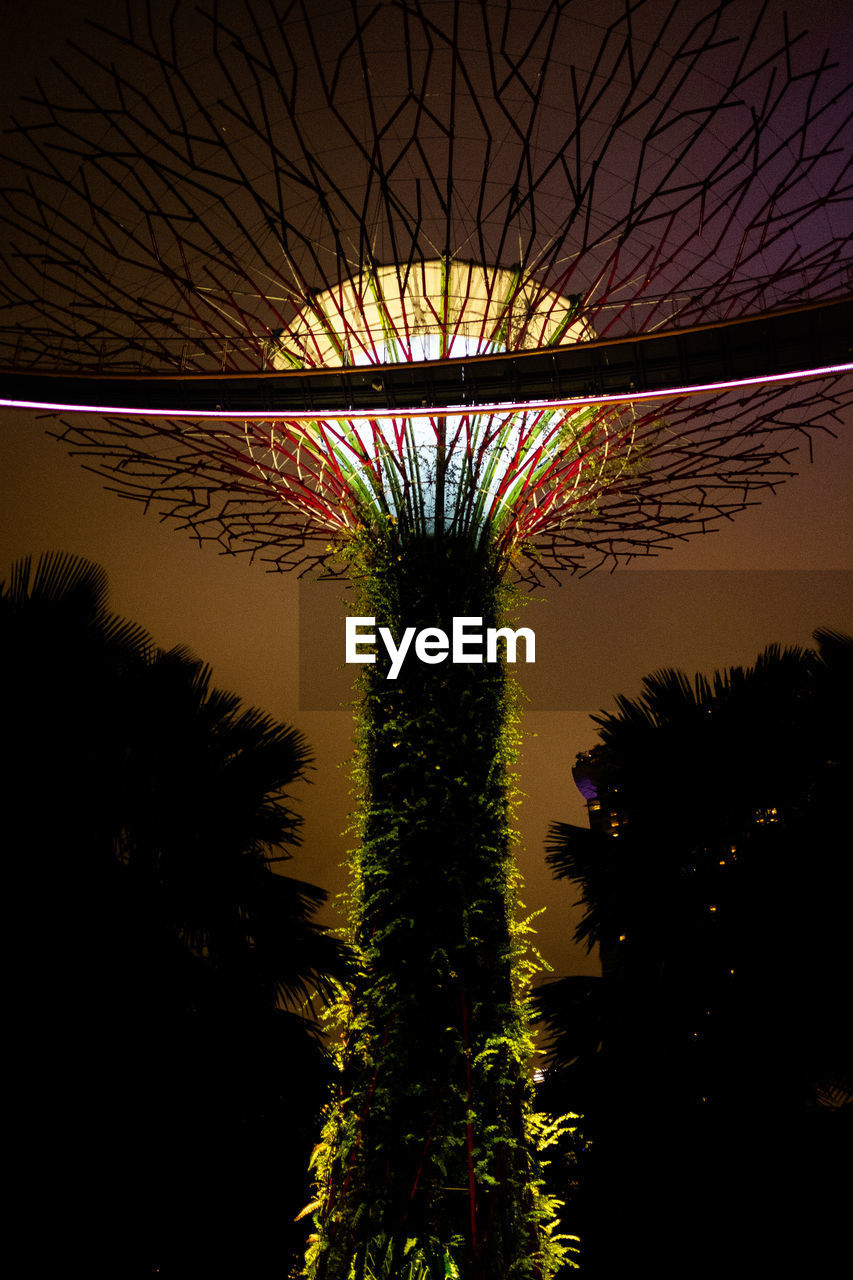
[[1, 362, 851, 421]]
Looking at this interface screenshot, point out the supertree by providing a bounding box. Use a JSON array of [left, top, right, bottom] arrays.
[[1, 2, 851, 1277]]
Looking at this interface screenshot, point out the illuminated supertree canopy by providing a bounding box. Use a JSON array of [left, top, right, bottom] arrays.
[[2, 0, 851, 577], [1, 1, 851, 1277]]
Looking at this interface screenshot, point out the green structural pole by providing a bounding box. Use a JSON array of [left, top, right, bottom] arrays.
[[306, 533, 571, 1280]]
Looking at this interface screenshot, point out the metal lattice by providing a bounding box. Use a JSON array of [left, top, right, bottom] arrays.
[[1, 0, 851, 578]]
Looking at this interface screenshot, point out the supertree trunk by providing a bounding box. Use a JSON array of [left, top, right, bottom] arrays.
[[308, 534, 555, 1280]]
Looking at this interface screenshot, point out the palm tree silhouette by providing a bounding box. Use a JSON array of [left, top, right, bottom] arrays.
[[538, 634, 853, 1280], [544, 636, 852, 1106], [2, 551, 348, 1278]]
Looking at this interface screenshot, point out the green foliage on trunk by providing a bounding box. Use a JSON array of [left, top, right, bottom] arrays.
[[303, 532, 577, 1280]]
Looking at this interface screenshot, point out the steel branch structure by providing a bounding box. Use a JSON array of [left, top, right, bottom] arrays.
[[1, 0, 851, 580], [2, 2, 852, 1277]]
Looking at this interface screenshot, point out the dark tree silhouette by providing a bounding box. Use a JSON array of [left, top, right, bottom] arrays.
[[2, 552, 348, 1279], [537, 632, 853, 1279], [543, 635, 853, 1104]]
